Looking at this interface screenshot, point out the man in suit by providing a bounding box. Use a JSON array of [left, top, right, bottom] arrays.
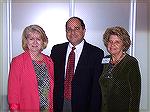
[[51, 16, 104, 112]]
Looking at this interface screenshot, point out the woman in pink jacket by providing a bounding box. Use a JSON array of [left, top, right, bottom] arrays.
[[8, 25, 54, 112]]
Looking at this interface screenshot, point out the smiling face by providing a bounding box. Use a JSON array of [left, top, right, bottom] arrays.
[[26, 31, 43, 53], [66, 18, 86, 46], [107, 35, 124, 56]]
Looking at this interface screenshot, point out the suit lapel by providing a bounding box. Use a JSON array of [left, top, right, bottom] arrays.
[[75, 42, 88, 74]]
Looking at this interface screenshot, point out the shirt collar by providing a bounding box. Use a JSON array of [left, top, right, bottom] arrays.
[[68, 40, 84, 50]]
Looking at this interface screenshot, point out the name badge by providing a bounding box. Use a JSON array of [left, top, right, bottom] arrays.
[[102, 58, 110, 64]]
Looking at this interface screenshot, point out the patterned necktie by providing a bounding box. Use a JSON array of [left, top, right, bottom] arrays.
[[64, 47, 76, 101]]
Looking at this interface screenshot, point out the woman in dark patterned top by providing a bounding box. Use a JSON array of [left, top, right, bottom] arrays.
[[99, 26, 141, 112], [8, 25, 54, 112]]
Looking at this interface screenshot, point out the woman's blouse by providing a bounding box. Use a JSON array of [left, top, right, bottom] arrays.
[[99, 54, 141, 112], [32, 60, 50, 111]]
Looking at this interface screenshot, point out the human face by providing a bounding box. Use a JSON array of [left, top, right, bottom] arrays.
[[66, 18, 86, 46], [26, 31, 43, 53], [107, 35, 124, 56]]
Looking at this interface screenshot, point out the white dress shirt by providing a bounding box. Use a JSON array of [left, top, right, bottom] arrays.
[[65, 40, 84, 76]]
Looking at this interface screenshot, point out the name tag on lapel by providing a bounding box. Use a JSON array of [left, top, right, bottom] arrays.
[[102, 58, 110, 64]]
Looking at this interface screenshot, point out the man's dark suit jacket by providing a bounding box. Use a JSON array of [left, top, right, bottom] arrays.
[[51, 41, 104, 112]]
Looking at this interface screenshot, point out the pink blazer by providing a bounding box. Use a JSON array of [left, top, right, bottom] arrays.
[[8, 50, 54, 112]]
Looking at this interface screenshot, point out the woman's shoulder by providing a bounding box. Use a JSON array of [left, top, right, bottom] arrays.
[[12, 52, 26, 61], [10, 52, 29, 67], [42, 53, 53, 64], [125, 54, 138, 61], [11, 51, 33, 64], [124, 54, 139, 65]]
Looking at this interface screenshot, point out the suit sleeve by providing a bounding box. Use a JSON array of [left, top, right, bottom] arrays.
[[50, 47, 54, 59], [90, 49, 104, 112], [8, 58, 22, 111], [128, 58, 141, 112]]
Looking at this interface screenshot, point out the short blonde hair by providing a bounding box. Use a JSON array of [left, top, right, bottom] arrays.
[[22, 24, 48, 51], [103, 26, 131, 52]]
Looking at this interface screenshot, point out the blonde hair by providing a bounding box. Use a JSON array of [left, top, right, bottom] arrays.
[[103, 26, 131, 52], [22, 24, 48, 51]]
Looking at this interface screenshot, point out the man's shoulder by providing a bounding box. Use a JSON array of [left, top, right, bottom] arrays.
[[85, 41, 104, 52], [54, 42, 68, 46], [52, 42, 68, 49]]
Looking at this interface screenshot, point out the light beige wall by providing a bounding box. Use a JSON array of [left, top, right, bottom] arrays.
[[136, 0, 150, 112], [0, 1, 3, 111], [148, 1, 150, 112]]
